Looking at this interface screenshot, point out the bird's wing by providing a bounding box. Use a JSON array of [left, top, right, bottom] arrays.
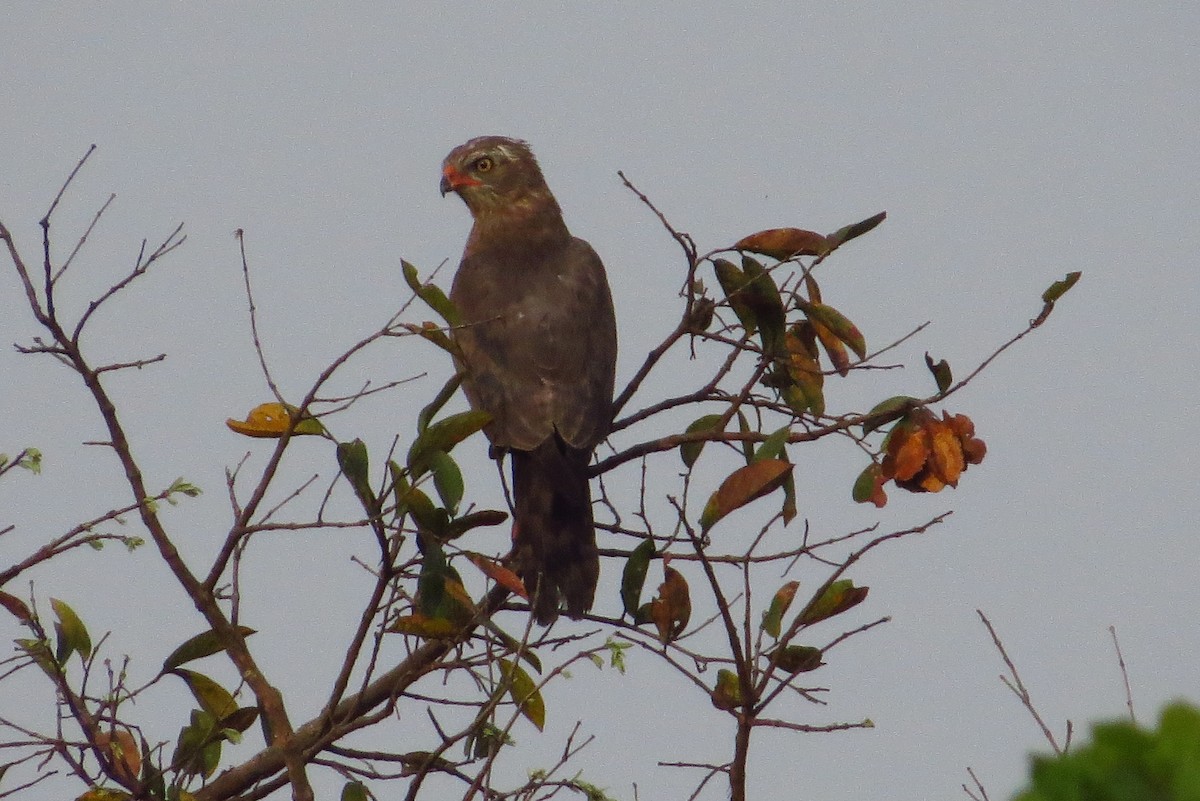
[[450, 238, 616, 452]]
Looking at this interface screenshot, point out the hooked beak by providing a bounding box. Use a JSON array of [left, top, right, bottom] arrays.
[[440, 164, 480, 197]]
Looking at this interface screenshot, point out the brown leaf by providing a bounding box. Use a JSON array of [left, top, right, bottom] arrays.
[[699, 459, 794, 533], [650, 567, 691, 644], [734, 228, 829, 260], [96, 729, 140, 785]]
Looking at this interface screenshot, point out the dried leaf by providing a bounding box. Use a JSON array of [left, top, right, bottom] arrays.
[[699, 459, 793, 533], [0, 589, 32, 623], [650, 567, 691, 644], [466, 552, 527, 598], [734, 227, 829, 260], [95, 729, 140, 785]]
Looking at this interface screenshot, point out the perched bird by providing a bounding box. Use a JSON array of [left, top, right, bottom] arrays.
[[440, 136, 617, 624]]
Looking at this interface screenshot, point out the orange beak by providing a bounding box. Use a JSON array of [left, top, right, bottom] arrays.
[[440, 164, 481, 196]]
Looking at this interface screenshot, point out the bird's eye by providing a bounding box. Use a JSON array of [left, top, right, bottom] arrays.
[[473, 156, 494, 173]]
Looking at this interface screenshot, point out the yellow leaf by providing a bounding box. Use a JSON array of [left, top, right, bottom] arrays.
[[225, 402, 324, 438], [499, 658, 546, 731]]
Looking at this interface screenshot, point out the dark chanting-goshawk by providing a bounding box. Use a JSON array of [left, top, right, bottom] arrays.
[[440, 136, 617, 624]]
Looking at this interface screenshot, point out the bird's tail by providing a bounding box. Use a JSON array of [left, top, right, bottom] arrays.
[[510, 438, 599, 625]]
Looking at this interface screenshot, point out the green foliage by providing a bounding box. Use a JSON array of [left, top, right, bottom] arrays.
[[1014, 701, 1200, 801]]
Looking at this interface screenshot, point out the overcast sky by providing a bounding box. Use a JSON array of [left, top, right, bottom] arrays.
[[2, 4, 1198, 800]]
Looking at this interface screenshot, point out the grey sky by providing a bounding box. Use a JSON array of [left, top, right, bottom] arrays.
[[2, 4, 1197, 799]]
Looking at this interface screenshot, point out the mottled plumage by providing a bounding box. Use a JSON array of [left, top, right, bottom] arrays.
[[441, 136, 617, 624]]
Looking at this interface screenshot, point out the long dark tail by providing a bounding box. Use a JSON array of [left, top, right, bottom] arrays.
[[510, 437, 599, 625]]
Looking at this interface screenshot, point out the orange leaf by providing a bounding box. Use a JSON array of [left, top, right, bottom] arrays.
[[926, 416, 965, 487], [734, 228, 829, 260], [650, 567, 691, 644], [882, 420, 929, 482], [466, 553, 527, 599], [699, 459, 794, 533]]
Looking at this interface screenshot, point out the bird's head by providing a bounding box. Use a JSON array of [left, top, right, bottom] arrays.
[[440, 136, 562, 222]]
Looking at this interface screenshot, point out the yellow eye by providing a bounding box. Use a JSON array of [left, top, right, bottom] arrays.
[[473, 156, 494, 173]]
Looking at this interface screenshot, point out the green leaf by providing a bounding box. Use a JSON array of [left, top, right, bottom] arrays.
[[172, 668, 239, 719], [219, 706, 260, 735], [798, 301, 866, 359], [51, 597, 91, 663], [925, 352, 953, 393], [417, 374, 463, 433], [620, 539, 656, 617], [16, 637, 57, 676], [161, 627, 257, 673], [712, 258, 757, 334], [825, 211, 886, 250], [852, 462, 884, 505], [1041, 271, 1081, 304], [753, 425, 790, 463], [736, 410, 754, 464], [341, 782, 369, 801], [680, 413, 726, 468], [407, 410, 492, 477], [772, 644, 824, 674], [499, 657, 546, 731], [428, 450, 464, 513], [862, 395, 919, 435], [796, 579, 869, 626], [402, 260, 461, 326], [444, 508, 508, 540], [172, 708, 225, 779], [761, 581, 800, 638], [710, 668, 742, 711], [337, 438, 376, 512], [741, 255, 787, 358]]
